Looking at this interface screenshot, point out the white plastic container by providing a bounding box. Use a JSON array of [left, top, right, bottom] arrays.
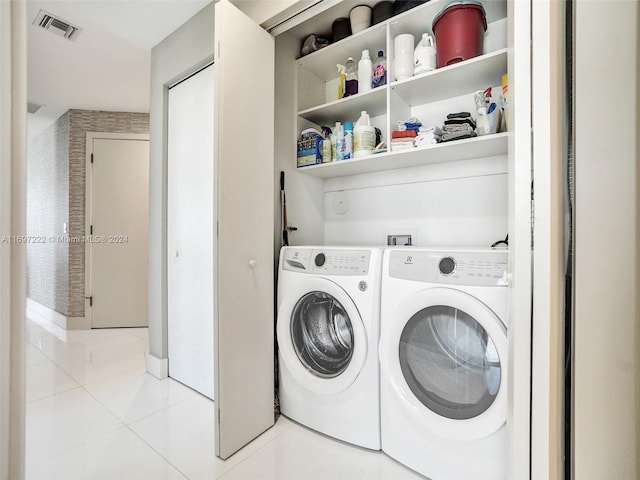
[[358, 49, 373, 93], [331, 121, 342, 161], [349, 5, 372, 34], [394, 33, 415, 81], [335, 122, 345, 161], [344, 122, 354, 160], [353, 111, 376, 157], [414, 33, 437, 74]]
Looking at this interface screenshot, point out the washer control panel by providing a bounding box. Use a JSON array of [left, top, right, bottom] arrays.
[[388, 249, 508, 286], [283, 248, 371, 275]]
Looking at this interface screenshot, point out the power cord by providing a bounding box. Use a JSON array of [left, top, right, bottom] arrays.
[[491, 234, 509, 248]]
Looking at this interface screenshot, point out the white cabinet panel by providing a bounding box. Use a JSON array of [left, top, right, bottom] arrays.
[[214, 0, 275, 460]]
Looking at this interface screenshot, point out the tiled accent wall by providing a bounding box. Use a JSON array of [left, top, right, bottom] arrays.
[[67, 110, 149, 317], [26, 113, 70, 314], [27, 110, 149, 318]]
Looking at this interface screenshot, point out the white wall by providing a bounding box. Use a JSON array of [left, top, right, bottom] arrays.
[[147, 2, 216, 375], [323, 158, 507, 247], [0, 2, 27, 479], [574, 0, 639, 477], [274, 30, 325, 252]]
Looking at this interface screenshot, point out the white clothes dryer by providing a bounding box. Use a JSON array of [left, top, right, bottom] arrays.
[[277, 246, 383, 449], [380, 247, 509, 479]]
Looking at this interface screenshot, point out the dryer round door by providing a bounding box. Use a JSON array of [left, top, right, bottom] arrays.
[[380, 287, 507, 441], [277, 277, 367, 395]]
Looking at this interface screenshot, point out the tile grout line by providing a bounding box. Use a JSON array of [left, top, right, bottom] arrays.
[[122, 411, 193, 480], [215, 416, 296, 479]]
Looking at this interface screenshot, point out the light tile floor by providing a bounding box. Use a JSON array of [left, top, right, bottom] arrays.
[[25, 315, 424, 480]]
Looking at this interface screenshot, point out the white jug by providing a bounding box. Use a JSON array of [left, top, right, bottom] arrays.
[[414, 33, 437, 75]]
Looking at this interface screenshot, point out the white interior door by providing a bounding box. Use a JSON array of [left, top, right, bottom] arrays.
[[89, 137, 149, 328], [214, 0, 275, 459], [167, 64, 215, 400]]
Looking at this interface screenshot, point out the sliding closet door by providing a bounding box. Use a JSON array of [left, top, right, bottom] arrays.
[[214, 0, 275, 459], [167, 64, 215, 399]]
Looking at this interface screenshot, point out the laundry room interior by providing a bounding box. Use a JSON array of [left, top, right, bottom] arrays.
[[3, 0, 638, 479]]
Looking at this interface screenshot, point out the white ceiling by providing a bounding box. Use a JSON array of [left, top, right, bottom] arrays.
[[27, 0, 212, 139]]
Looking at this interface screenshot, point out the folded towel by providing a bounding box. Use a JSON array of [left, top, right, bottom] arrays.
[[415, 138, 439, 146], [419, 126, 443, 135], [441, 131, 477, 142], [447, 111, 472, 119], [390, 142, 415, 151], [392, 130, 417, 139], [416, 132, 441, 141], [444, 118, 477, 129], [443, 125, 474, 136]]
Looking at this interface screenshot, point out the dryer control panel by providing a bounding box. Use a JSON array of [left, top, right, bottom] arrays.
[[282, 248, 371, 275], [388, 249, 508, 286]]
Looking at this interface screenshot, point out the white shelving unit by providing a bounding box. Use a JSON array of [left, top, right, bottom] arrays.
[[293, 0, 508, 179], [298, 132, 508, 178]]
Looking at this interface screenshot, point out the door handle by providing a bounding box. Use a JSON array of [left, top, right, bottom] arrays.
[[249, 259, 257, 269]]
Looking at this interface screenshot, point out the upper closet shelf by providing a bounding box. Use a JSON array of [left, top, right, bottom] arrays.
[[297, 86, 387, 125], [294, 0, 507, 81], [391, 48, 507, 106]]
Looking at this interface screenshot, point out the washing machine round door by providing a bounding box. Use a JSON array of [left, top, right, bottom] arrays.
[[381, 287, 507, 441], [277, 277, 367, 395]]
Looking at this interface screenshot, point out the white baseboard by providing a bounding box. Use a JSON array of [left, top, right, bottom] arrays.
[[146, 353, 168, 379], [26, 298, 89, 330], [26, 298, 69, 329]]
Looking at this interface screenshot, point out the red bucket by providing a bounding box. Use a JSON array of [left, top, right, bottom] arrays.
[[432, 1, 487, 68]]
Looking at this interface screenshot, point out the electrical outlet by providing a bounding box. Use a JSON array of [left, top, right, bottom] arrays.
[[387, 234, 413, 246]]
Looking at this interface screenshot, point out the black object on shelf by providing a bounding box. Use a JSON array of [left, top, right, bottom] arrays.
[[393, 0, 429, 15], [372, 1, 393, 24], [332, 17, 351, 42]]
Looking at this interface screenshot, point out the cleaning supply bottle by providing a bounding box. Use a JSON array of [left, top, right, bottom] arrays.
[[344, 57, 358, 97], [331, 122, 341, 161], [343, 122, 354, 160], [358, 49, 373, 93], [336, 64, 346, 99], [335, 122, 345, 160], [414, 33, 436, 75], [321, 126, 332, 162], [372, 50, 387, 88], [353, 111, 376, 157]]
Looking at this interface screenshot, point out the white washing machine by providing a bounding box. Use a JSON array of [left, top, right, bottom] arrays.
[[380, 247, 509, 479], [277, 246, 383, 449]]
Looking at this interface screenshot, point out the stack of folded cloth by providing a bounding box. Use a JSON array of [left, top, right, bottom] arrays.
[[415, 125, 442, 147], [441, 112, 477, 142], [390, 130, 416, 151]]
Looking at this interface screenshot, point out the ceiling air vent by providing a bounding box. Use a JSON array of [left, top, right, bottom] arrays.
[[32, 9, 82, 41]]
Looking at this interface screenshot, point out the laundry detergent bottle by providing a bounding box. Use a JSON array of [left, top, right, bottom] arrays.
[[354, 111, 376, 158], [414, 33, 437, 74], [372, 50, 387, 88]]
